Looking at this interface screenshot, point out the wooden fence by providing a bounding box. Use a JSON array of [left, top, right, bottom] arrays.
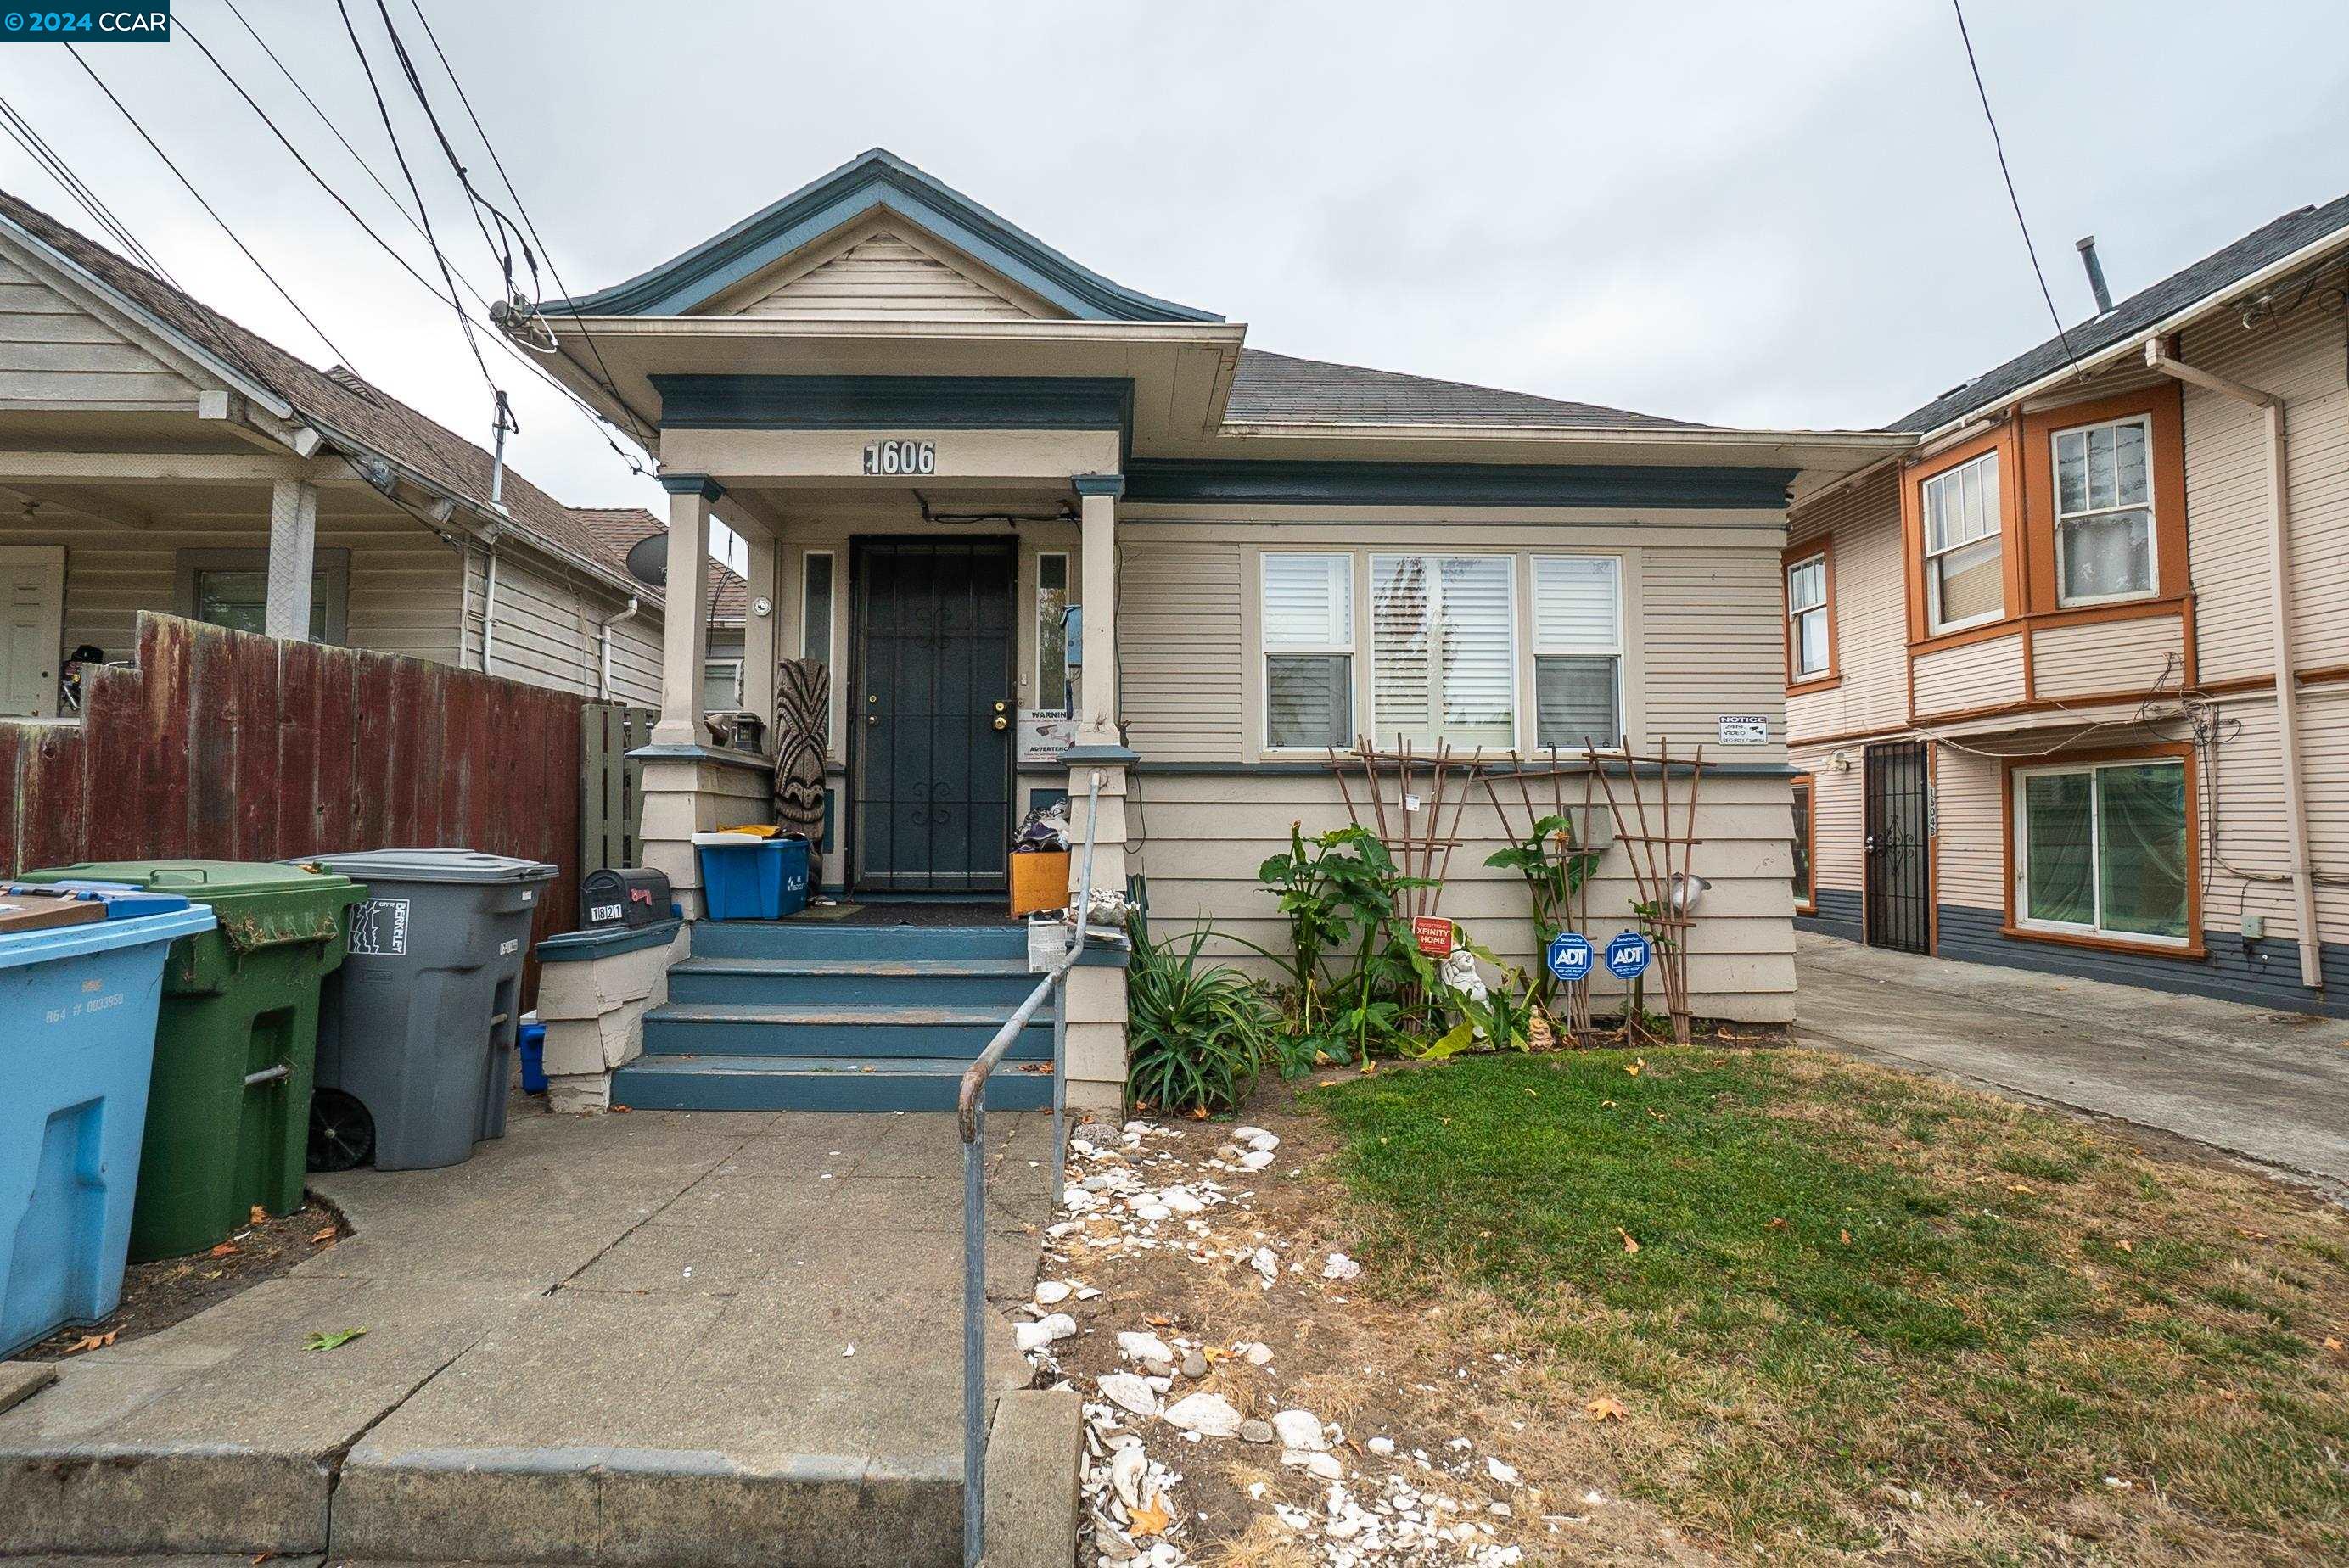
[[0, 613, 608, 1000], [581, 701, 655, 876]]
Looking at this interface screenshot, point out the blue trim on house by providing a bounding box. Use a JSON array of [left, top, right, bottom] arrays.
[[537, 917, 684, 965], [545, 148, 1222, 322], [1933, 903, 2348, 1018], [648, 374, 1134, 435], [656, 473, 725, 500], [1121, 459, 1797, 509], [627, 743, 776, 774], [1072, 473, 1126, 498], [1796, 887, 1863, 944]]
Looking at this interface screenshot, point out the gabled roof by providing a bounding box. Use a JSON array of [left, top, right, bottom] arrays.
[[575, 507, 745, 620], [1229, 349, 1707, 430], [1891, 190, 2349, 434], [0, 187, 653, 597], [547, 148, 1220, 323]]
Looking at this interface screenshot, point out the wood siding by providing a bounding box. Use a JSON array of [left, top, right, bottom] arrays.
[[1786, 468, 1908, 736], [726, 227, 1053, 321], [2030, 613, 2185, 701], [1912, 630, 2024, 718], [1789, 742, 1865, 900], [1119, 540, 1245, 761], [465, 546, 664, 703], [0, 255, 194, 409]]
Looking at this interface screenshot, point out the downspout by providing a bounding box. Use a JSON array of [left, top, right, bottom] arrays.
[[600, 595, 642, 701], [480, 530, 503, 679], [2144, 339, 2324, 990]]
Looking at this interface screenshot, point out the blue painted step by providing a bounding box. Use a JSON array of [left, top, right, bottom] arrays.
[[690, 921, 1026, 962], [612, 1054, 1053, 1112], [641, 1001, 1051, 1061], [665, 955, 1041, 1010]]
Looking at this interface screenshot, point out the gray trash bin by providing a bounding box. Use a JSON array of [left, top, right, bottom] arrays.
[[300, 848, 558, 1172]]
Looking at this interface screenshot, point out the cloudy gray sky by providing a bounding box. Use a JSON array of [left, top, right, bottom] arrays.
[[5, 0, 2347, 522]]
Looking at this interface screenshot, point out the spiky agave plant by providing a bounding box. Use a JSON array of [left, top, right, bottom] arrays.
[[1124, 913, 1275, 1116]]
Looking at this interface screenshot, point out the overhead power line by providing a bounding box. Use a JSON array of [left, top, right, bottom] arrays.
[[1948, 0, 2084, 378], [0, 94, 175, 283]]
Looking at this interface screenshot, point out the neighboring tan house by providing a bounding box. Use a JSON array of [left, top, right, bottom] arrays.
[[0, 188, 669, 716], [519, 147, 1904, 1113], [1786, 193, 2349, 1016], [576, 507, 756, 716]]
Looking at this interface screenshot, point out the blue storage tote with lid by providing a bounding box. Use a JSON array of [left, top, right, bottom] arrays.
[[0, 882, 216, 1356], [692, 833, 810, 921]]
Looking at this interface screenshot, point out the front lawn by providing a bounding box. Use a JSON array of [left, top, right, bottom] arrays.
[[1311, 1048, 2349, 1561]]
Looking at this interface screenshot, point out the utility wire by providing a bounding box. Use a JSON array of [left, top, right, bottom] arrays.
[[400, 0, 644, 446], [189, 3, 654, 473], [1949, 0, 2083, 377], [0, 95, 175, 283], [367, 0, 534, 305]]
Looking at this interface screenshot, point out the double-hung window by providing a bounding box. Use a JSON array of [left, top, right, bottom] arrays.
[[1920, 451, 2003, 633], [2013, 756, 2191, 944], [1786, 552, 1830, 680], [1371, 554, 1515, 748], [1531, 555, 1620, 751], [1261, 552, 1354, 749], [2054, 415, 2155, 604]]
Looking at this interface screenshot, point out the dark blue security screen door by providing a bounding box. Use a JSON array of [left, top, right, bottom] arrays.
[[850, 538, 1016, 893], [1864, 739, 1931, 954]]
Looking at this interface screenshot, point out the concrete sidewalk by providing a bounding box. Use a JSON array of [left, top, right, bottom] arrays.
[[1796, 932, 2349, 1194], [0, 1104, 1058, 1565]]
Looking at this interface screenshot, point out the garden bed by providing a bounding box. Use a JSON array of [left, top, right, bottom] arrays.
[[1034, 1049, 2349, 1564]]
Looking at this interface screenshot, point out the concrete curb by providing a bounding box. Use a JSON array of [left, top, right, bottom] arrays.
[[980, 1388, 1081, 1568]]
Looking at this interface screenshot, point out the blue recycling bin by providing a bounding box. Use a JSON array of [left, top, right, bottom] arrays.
[[694, 835, 810, 921], [0, 883, 217, 1357]]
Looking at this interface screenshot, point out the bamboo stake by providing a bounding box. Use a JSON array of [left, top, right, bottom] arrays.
[[1329, 744, 1360, 831]]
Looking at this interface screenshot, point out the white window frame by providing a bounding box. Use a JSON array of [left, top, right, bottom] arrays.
[[1530, 552, 1623, 754], [1786, 552, 1829, 680], [1369, 551, 1520, 752], [2010, 756, 2192, 948], [702, 657, 746, 714], [2051, 414, 2157, 608], [1034, 550, 1072, 715], [1920, 451, 2004, 635], [800, 549, 835, 664], [1259, 552, 1355, 753]]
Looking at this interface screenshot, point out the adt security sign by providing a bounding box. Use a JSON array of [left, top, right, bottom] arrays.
[[1545, 932, 1593, 983], [1605, 932, 1653, 979]]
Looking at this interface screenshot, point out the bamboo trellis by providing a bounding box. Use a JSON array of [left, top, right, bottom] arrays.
[[1477, 752, 1607, 1038], [1326, 736, 1472, 919], [1583, 737, 1707, 1044]]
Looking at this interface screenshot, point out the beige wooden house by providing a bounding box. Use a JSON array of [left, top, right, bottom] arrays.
[[1786, 194, 2349, 1015], [525, 148, 1900, 1112], [0, 190, 669, 716]]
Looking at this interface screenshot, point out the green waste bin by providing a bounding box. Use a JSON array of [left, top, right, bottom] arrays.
[[17, 860, 367, 1262]]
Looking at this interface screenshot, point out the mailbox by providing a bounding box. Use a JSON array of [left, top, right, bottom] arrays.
[[581, 867, 674, 930]]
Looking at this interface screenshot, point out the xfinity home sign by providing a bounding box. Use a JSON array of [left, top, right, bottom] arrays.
[[1717, 714, 1770, 745]]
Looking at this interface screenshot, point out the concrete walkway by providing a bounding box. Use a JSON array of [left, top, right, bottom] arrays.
[[0, 1105, 1056, 1565], [1796, 932, 2349, 1193]]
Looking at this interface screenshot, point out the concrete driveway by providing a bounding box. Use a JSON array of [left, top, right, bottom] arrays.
[[1796, 932, 2349, 1195]]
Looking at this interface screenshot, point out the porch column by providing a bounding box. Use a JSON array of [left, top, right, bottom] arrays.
[[740, 528, 780, 751], [1074, 473, 1122, 744], [1066, 473, 1131, 1115], [651, 475, 720, 748], [263, 479, 317, 641]]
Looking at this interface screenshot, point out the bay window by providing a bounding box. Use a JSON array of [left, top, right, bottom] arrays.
[[2054, 415, 2155, 605], [1532, 555, 1620, 751], [1261, 552, 1353, 749], [1371, 553, 1515, 748], [2012, 756, 2191, 944], [1921, 451, 2003, 633]]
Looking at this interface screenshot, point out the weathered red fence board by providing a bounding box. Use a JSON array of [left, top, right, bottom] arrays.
[[0, 613, 596, 1002]]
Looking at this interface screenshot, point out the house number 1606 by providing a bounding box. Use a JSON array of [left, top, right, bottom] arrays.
[[862, 439, 936, 476]]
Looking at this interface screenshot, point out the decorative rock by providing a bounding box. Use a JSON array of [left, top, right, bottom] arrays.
[[1098, 1373, 1158, 1416], [1034, 1280, 1074, 1306], [1140, 1357, 1174, 1379], [1118, 1330, 1174, 1364], [1239, 1150, 1276, 1170], [1180, 1350, 1208, 1379], [1162, 1188, 1207, 1214], [1322, 1252, 1362, 1280], [1238, 1419, 1275, 1445], [1109, 1442, 1148, 1508], [1283, 1449, 1344, 1480], [1368, 1436, 1396, 1456], [1249, 1247, 1280, 1286], [1487, 1454, 1521, 1486], [1247, 1133, 1281, 1152], [1272, 1408, 1327, 1451], [1243, 1341, 1275, 1366], [1233, 1125, 1271, 1143], [1014, 1313, 1076, 1352], [1216, 1144, 1246, 1162], [1134, 1202, 1173, 1221], [1163, 1390, 1244, 1436]]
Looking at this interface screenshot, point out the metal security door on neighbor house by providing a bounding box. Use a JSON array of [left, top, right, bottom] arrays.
[[1864, 739, 1931, 954], [850, 538, 1016, 893]]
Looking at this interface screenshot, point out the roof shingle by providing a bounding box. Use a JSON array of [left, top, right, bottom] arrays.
[[1226, 348, 1707, 430]]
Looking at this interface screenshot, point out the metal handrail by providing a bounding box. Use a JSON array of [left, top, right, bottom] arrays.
[[957, 767, 1112, 1567]]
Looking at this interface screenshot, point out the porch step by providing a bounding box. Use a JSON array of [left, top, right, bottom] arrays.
[[690, 920, 1026, 962], [667, 955, 1042, 1009], [642, 1000, 1051, 1060], [611, 1052, 1054, 1112]]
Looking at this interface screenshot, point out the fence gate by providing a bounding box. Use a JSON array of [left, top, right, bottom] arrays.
[[581, 703, 655, 874], [1863, 739, 1931, 955]]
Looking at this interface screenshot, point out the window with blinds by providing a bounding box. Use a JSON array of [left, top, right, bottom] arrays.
[[1261, 552, 1353, 749], [1370, 554, 1516, 748], [1531, 555, 1620, 750], [1921, 451, 2003, 632]]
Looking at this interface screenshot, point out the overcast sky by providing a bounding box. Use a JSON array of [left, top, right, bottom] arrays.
[[5, 0, 2347, 523]]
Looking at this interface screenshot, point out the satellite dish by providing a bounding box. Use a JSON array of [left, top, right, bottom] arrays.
[[624, 534, 667, 588]]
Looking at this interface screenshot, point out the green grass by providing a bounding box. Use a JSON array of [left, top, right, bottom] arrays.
[[1308, 1049, 2349, 1560]]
